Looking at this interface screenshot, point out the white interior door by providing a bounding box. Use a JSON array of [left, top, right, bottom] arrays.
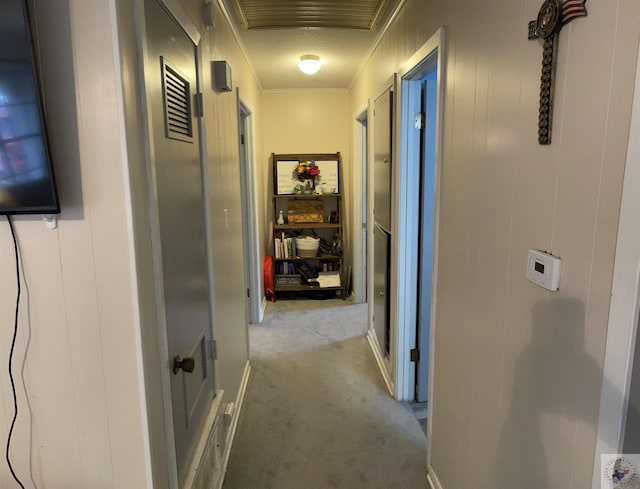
[[144, 0, 215, 485]]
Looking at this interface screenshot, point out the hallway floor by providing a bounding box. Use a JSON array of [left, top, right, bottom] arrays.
[[222, 299, 427, 489]]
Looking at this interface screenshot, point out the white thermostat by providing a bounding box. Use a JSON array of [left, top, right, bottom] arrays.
[[527, 249, 561, 291]]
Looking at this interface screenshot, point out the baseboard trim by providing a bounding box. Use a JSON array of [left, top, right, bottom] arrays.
[[261, 296, 267, 321], [366, 329, 394, 396], [182, 391, 224, 489], [218, 360, 251, 487], [427, 467, 443, 489]]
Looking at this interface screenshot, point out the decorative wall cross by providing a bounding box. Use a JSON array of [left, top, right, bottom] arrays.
[[528, 0, 587, 144]]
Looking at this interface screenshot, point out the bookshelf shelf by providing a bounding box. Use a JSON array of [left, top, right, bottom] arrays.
[[273, 223, 342, 231], [274, 254, 341, 262], [274, 284, 342, 292]]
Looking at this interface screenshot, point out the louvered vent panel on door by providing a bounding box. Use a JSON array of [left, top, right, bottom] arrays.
[[162, 57, 193, 143]]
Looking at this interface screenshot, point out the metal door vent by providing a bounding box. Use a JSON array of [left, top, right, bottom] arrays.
[[231, 0, 394, 30], [161, 57, 193, 143]]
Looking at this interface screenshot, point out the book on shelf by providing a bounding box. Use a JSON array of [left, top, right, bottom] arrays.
[[274, 234, 299, 260], [321, 262, 340, 272], [276, 262, 298, 275], [274, 237, 281, 258]]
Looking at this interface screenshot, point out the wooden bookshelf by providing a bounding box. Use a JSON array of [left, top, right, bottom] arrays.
[[271, 152, 345, 300]]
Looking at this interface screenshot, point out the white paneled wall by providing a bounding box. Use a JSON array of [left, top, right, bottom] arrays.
[[0, 0, 150, 487], [204, 0, 261, 407], [350, 1, 640, 488], [0, 0, 263, 486]]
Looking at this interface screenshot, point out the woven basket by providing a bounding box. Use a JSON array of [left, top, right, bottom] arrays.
[[296, 237, 319, 258], [298, 248, 319, 258]]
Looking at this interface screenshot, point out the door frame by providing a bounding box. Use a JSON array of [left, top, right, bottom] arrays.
[[591, 37, 640, 487], [237, 94, 263, 324], [394, 26, 445, 467], [353, 106, 369, 305]]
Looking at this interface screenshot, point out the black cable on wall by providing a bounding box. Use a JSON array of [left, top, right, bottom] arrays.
[[6, 216, 26, 489]]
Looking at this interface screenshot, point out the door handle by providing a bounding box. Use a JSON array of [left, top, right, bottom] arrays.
[[173, 355, 195, 374], [378, 291, 385, 296]]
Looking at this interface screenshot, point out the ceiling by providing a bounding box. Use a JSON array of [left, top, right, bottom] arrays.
[[218, 0, 402, 90]]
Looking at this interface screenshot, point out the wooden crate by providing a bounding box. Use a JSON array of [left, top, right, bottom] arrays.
[[287, 200, 323, 223]]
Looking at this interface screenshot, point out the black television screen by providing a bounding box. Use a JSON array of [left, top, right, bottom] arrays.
[[0, 0, 59, 215]]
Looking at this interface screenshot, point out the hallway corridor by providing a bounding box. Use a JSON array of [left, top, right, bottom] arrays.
[[223, 300, 427, 489]]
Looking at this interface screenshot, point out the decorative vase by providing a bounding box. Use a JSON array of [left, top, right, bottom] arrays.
[[300, 176, 315, 190]]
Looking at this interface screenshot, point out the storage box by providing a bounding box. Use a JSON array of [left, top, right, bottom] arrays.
[[275, 275, 302, 286], [288, 200, 323, 224]]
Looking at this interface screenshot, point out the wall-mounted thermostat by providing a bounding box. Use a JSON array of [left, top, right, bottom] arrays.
[[527, 249, 561, 291]]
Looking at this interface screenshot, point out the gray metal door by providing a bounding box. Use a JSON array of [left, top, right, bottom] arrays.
[[373, 88, 392, 233], [144, 0, 215, 485], [373, 224, 390, 358]]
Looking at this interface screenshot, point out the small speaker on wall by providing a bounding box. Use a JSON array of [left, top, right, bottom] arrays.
[[202, 2, 214, 28], [213, 61, 232, 92]]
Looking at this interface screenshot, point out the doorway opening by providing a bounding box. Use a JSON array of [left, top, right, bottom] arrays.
[[591, 38, 640, 486], [238, 96, 263, 324], [394, 28, 444, 473], [414, 72, 438, 404]]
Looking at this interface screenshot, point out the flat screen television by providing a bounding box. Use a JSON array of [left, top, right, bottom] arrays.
[[0, 0, 59, 215]]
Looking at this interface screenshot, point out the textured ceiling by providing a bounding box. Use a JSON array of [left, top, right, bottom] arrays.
[[219, 0, 401, 90]]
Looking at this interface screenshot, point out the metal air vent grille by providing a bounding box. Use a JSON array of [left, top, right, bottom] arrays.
[[232, 0, 392, 30], [162, 57, 193, 143]]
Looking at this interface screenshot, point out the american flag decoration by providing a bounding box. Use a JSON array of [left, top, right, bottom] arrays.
[[528, 0, 588, 144], [561, 0, 587, 25]]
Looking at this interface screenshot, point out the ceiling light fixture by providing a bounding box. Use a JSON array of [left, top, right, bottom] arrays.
[[298, 55, 321, 75]]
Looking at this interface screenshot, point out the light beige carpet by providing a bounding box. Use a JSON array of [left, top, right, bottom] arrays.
[[222, 299, 427, 489]]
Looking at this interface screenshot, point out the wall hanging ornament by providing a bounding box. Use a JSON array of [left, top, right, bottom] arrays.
[[528, 0, 587, 145]]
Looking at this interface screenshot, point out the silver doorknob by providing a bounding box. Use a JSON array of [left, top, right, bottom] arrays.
[[173, 356, 195, 374]]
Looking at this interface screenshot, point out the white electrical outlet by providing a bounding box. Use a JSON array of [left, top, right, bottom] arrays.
[[527, 249, 561, 291]]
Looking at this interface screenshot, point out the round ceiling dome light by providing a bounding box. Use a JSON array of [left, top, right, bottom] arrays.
[[298, 55, 321, 75]]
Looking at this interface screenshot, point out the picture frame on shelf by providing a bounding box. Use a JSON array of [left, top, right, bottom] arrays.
[[314, 160, 338, 192], [275, 160, 300, 194], [275, 159, 339, 194]]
